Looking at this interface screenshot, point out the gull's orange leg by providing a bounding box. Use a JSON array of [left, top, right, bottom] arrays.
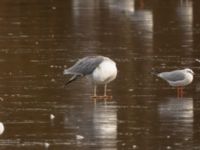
[[91, 84, 112, 100], [177, 87, 184, 98], [104, 84, 107, 97], [177, 87, 180, 98], [91, 85, 98, 99], [103, 84, 112, 99], [94, 85, 97, 97], [180, 87, 184, 97]]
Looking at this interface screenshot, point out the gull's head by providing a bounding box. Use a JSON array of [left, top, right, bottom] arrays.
[[184, 68, 194, 75]]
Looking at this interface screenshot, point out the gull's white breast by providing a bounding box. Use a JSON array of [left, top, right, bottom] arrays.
[[91, 59, 117, 84]]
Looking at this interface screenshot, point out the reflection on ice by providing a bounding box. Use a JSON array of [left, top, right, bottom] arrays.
[[132, 10, 153, 32], [158, 97, 193, 141], [93, 102, 117, 149], [108, 0, 135, 13], [93, 103, 117, 137], [177, 0, 193, 23], [63, 101, 117, 149], [159, 97, 193, 122], [157, 97, 194, 149]]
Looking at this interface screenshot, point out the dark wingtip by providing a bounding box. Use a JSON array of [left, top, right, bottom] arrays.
[[64, 75, 82, 86], [65, 80, 74, 86]]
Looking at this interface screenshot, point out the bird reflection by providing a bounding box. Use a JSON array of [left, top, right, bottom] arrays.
[[108, 0, 135, 14], [178, 0, 193, 22], [93, 102, 117, 149], [177, 0, 193, 56], [63, 101, 117, 149], [158, 97, 193, 138], [132, 10, 153, 32], [159, 97, 193, 121], [122, 0, 135, 13]]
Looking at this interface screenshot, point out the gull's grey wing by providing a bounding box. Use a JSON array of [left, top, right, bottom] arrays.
[[158, 70, 185, 82], [64, 56, 104, 76]]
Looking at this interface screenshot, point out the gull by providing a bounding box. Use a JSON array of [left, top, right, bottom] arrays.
[[0, 122, 4, 135], [64, 56, 117, 99], [154, 68, 194, 97]]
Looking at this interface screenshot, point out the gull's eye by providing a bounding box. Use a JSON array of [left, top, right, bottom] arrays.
[[187, 70, 193, 74]]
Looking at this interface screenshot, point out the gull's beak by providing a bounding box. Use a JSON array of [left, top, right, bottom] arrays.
[[191, 71, 195, 75]]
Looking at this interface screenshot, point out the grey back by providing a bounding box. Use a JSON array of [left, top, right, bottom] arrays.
[[65, 56, 104, 75], [159, 70, 185, 82]]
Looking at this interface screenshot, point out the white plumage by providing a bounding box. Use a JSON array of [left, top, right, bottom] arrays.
[[157, 68, 194, 87], [91, 58, 117, 85], [64, 56, 117, 98], [156, 68, 194, 97], [0, 122, 5, 135]]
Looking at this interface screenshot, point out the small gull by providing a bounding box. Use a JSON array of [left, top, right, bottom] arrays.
[[154, 68, 194, 97], [64, 56, 117, 99], [0, 122, 5, 135]]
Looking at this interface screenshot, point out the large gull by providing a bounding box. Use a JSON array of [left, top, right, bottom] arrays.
[[64, 56, 117, 99]]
